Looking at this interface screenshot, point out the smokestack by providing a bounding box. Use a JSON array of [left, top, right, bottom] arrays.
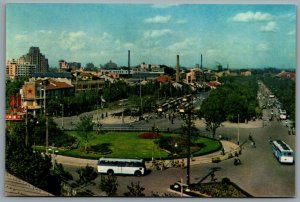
[[176, 55, 180, 82], [200, 54, 203, 69], [128, 50, 130, 74]]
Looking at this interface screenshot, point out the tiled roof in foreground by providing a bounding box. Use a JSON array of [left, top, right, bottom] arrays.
[[5, 172, 53, 196]]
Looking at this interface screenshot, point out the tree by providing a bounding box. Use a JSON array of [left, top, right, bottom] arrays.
[[163, 66, 175, 77], [5, 133, 61, 195], [84, 62, 97, 71], [123, 181, 145, 197], [200, 90, 226, 138], [76, 165, 98, 188], [76, 115, 94, 152], [53, 161, 73, 181], [99, 175, 119, 196]]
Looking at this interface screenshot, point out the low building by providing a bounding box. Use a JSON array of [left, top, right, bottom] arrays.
[[72, 80, 105, 92], [20, 79, 75, 116], [276, 71, 295, 80], [241, 70, 252, 76], [5, 172, 53, 196], [207, 81, 222, 89], [156, 75, 171, 83]]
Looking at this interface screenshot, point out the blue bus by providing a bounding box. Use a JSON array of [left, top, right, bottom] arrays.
[[271, 140, 294, 164]]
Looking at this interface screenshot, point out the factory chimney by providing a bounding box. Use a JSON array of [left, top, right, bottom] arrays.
[[128, 50, 130, 75], [200, 54, 203, 70], [176, 55, 180, 82]]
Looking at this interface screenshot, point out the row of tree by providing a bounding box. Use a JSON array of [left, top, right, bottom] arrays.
[[260, 76, 295, 121], [200, 76, 260, 138], [46, 80, 193, 117]]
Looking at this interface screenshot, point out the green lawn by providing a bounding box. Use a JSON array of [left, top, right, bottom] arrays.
[[52, 131, 221, 160]]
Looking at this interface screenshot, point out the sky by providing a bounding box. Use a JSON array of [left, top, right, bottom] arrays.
[[6, 3, 296, 69]]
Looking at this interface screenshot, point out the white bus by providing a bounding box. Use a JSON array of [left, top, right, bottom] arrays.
[[97, 158, 146, 176], [271, 140, 294, 164], [279, 109, 287, 120]]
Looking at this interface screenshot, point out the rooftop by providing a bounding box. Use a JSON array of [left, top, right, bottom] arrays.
[[5, 172, 53, 196]]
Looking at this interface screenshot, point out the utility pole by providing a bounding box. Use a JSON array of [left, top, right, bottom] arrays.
[[25, 106, 28, 147], [140, 76, 143, 117], [60, 104, 64, 129], [187, 106, 191, 185], [237, 113, 240, 145], [42, 79, 49, 154]]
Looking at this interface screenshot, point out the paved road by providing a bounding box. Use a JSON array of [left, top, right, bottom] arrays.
[[53, 83, 295, 197], [55, 119, 295, 197]]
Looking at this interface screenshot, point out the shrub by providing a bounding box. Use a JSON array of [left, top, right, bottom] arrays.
[[90, 143, 112, 154], [138, 132, 161, 139]]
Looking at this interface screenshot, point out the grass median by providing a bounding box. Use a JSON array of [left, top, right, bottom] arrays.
[[42, 131, 221, 160]]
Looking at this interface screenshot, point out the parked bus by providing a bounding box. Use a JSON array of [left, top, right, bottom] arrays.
[[271, 140, 294, 164], [97, 158, 146, 176], [279, 109, 287, 120]]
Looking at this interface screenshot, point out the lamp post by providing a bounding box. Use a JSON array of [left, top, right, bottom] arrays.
[[179, 103, 192, 186], [25, 106, 28, 147], [42, 79, 49, 154], [139, 77, 143, 118], [60, 104, 64, 129], [186, 106, 191, 186], [237, 113, 240, 145]]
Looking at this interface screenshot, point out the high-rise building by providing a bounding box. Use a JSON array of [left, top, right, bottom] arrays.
[[6, 59, 36, 79], [18, 47, 49, 72]]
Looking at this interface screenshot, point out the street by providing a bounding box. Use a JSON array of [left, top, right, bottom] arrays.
[[53, 83, 295, 197], [58, 118, 295, 197]]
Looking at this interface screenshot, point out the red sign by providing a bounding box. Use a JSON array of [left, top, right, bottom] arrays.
[[5, 114, 23, 121]]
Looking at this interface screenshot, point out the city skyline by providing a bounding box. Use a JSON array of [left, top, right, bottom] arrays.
[[6, 3, 296, 69]]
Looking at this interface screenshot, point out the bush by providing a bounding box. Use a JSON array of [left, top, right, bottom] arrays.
[[90, 143, 112, 154], [221, 177, 231, 184], [138, 132, 161, 139], [79, 143, 112, 154]]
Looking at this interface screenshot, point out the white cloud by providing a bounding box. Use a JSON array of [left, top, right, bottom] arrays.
[[260, 21, 278, 32], [167, 37, 199, 51], [144, 15, 171, 24], [15, 34, 28, 41], [144, 29, 173, 39], [37, 30, 53, 34], [257, 43, 270, 51], [176, 20, 187, 24], [59, 31, 87, 51], [231, 11, 274, 22]]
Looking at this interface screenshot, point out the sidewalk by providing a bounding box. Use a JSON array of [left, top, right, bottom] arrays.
[[54, 140, 240, 169]]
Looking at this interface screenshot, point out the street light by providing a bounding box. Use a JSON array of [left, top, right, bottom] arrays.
[[237, 113, 240, 145], [179, 104, 192, 186], [25, 106, 28, 147], [41, 79, 49, 154]]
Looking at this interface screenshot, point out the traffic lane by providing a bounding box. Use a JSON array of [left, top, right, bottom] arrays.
[[62, 163, 184, 196], [210, 122, 295, 197]]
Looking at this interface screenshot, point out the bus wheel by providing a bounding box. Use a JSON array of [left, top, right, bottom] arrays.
[[107, 170, 114, 175], [134, 170, 142, 176]]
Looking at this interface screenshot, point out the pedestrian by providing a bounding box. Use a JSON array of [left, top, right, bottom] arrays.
[[269, 137, 272, 144], [252, 141, 256, 148], [221, 148, 225, 155], [249, 134, 253, 142], [210, 173, 216, 182]]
